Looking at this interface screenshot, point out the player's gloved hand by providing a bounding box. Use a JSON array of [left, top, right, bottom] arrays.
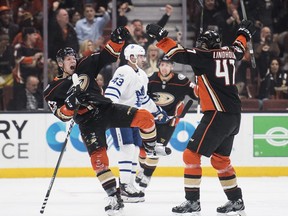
[[146, 23, 168, 41], [65, 91, 89, 110], [152, 106, 169, 124], [237, 19, 256, 41], [110, 26, 131, 43]]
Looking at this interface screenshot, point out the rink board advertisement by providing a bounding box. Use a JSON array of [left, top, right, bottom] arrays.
[[0, 113, 288, 177]]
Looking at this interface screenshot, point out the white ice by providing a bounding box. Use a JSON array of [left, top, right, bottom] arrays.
[[0, 177, 287, 216]]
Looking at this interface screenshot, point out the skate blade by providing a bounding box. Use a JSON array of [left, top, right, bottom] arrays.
[[106, 208, 124, 216], [172, 212, 201, 216], [122, 197, 145, 203], [216, 210, 246, 216]]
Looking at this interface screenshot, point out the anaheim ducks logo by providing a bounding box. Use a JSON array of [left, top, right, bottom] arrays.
[[78, 74, 90, 91], [153, 92, 175, 106]]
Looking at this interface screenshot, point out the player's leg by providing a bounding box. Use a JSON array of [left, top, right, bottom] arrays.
[[137, 124, 175, 190], [80, 125, 123, 215], [172, 148, 202, 215], [172, 111, 220, 215], [110, 127, 144, 203]]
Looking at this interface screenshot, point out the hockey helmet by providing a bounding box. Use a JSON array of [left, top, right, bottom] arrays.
[[158, 54, 173, 66], [196, 30, 221, 49], [124, 44, 145, 61], [56, 47, 77, 63]]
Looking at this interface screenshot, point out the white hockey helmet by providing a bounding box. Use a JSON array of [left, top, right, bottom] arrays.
[[124, 44, 146, 61]]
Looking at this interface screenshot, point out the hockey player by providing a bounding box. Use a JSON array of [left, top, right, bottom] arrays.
[[146, 20, 256, 215], [136, 55, 197, 191], [105, 44, 170, 203], [43, 27, 166, 216]]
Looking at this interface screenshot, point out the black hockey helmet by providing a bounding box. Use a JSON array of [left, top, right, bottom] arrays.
[[56, 47, 77, 63], [158, 54, 173, 67], [196, 30, 221, 49]]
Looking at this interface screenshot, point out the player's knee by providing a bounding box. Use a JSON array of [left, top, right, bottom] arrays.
[[131, 109, 155, 130], [90, 147, 109, 174], [183, 149, 201, 166], [211, 153, 231, 170]]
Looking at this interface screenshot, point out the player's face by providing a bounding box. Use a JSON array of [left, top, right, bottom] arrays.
[[159, 62, 173, 77], [62, 55, 77, 75], [136, 55, 146, 68]]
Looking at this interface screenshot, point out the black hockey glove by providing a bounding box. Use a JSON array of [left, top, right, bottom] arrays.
[[110, 26, 131, 43], [65, 91, 89, 110], [146, 24, 168, 41], [237, 19, 256, 41], [152, 106, 169, 124]]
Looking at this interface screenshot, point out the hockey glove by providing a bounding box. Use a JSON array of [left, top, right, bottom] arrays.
[[146, 24, 168, 41], [152, 106, 169, 124], [237, 19, 256, 41], [110, 26, 131, 43], [64, 91, 89, 110]]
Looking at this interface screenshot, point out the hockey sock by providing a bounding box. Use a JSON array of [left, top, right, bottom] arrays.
[[97, 169, 117, 196], [118, 144, 135, 184], [130, 146, 139, 184], [143, 157, 159, 177], [138, 147, 146, 169]]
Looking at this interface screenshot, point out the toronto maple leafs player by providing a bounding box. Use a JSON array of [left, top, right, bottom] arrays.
[[105, 44, 170, 203]]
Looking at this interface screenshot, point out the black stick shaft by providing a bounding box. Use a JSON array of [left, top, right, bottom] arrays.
[[40, 120, 74, 214], [240, 0, 256, 69]]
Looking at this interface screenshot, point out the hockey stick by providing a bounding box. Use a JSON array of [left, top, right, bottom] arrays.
[[40, 74, 80, 214], [170, 99, 193, 119], [239, 0, 256, 69], [197, 0, 204, 34]]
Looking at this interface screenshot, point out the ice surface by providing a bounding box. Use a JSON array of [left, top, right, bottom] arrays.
[[0, 177, 287, 216]]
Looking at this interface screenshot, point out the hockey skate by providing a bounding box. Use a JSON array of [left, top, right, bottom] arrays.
[[138, 174, 151, 189], [135, 168, 144, 184], [105, 194, 124, 216], [119, 183, 145, 203], [145, 142, 172, 157], [172, 200, 201, 216], [216, 199, 246, 216]]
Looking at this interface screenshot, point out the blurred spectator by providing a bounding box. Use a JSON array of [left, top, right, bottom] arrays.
[[13, 27, 43, 84], [8, 75, 43, 111], [79, 39, 95, 57], [68, 9, 82, 29], [143, 44, 162, 76], [75, 4, 110, 45], [255, 26, 280, 79], [117, 1, 130, 27], [0, 32, 14, 110], [0, 5, 19, 43], [96, 72, 105, 94], [47, 59, 58, 82], [12, 12, 43, 50], [257, 57, 284, 100], [217, 1, 241, 46], [48, 8, 79, 60]]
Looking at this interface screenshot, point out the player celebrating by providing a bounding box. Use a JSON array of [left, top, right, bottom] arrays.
[[43, 27, 165, 216], [105, 44, 170, 203], [146, 20, 255, 215], [136, 55, 197, 191]]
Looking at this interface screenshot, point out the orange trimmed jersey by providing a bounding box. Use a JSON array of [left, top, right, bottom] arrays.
[[156, 36, 247, 113], [43, 40, 123, 122]]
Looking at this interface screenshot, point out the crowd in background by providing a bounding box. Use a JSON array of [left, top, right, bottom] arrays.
[[0, 0, 288, 112]]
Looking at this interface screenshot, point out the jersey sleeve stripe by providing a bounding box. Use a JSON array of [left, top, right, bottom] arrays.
[[105, 86, 121, 96]]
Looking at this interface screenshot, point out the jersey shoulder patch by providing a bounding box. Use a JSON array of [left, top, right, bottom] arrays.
[[177, 73, 186, 80]]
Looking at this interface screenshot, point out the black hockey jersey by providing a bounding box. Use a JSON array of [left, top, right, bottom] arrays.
[[43, 41, 124, 122], [156, 35, 248, 113], [148, 72, 195, 116]]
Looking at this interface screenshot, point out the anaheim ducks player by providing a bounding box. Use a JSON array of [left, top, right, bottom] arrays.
[[43, 27, 166, 216], [135, 55, 197, 192], [146, 19, 256, 215], [105, 44, 171, 203]]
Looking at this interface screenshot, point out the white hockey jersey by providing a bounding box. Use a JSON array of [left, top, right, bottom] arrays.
[[105, 64, 158, 113]]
